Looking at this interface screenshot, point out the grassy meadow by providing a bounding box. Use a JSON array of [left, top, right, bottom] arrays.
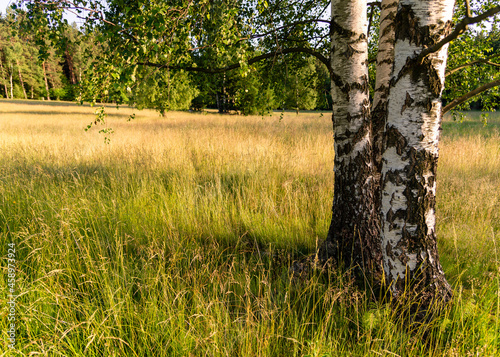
[[0, 99, 499, 356]]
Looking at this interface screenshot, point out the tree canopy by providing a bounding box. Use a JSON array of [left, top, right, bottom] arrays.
[[8, 0, 499, 116]]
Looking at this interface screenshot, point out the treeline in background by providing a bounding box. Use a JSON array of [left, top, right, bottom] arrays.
[[0, 10, 332, 114], [1, 7, 499, 115], [0, 12, 85, 102]]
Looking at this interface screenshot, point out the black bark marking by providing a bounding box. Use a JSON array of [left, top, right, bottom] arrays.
[[377, 58, 394, 66], [427, 62, 443, 96], [330, 71, 347, 91], [352, 119, 370, 145], [385, 126, 407, 156], [330, 18, 357, 38], [382, 0, 399, 11], [399, 251, 410, 266], [401, 92, 414, 114], [405, 148, 438, 229], [345, 44, 357, 57], [395, 5, 425, 45], [396, 6, 450, 47], [383, 169, 405, 186], [331, 73, 370, 101], [371, 100, 387, 194], [386, 242, 394, 258], [385, 208, 407, 230], [391, 7, 450, 96], [381, 28, 396, 41], [337, 142, 353, 157], [425, 97, 434, 113]]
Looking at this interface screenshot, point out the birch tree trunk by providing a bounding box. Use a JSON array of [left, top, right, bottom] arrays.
[[9, 65, 13, 99], [0, 60, 9, 98], [42, 61, 51, 101], [370, 1, 399, 271], [322, 0, 382, 283], [16, 60, 28, 100], [381, 0, 454, 302], [372, 0, 398, 167]]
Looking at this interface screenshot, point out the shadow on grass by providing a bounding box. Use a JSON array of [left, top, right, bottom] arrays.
[[3, 110, 128, 118], [0, 98, 129, 109]]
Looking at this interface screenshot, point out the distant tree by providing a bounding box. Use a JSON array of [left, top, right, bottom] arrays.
[[133, 69, 199, 113], [0, 28, 16, 99], [284, 56, 318, 112], [234, 67, 277, 115], [23, 45, 45, 99], [0, 10, 78, 100], [0, 19, 10, 98], [314, 58, 332, 111]]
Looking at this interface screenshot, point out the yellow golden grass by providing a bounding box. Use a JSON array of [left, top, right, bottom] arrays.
[[0, 100, 334, 188], [1, 98, 499, 356]]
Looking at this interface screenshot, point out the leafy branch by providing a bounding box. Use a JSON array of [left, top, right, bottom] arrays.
[[138, 47, 332, 76], [442, 77, 500, 114], [446, 53, 500, 77]]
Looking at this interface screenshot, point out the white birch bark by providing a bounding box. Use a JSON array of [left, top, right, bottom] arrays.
[[9, 64, 13, 99], [371, 0, 399, 235], [42, 61, 51, 101], [330, 0, 369, 126], [381, 0, 454, 299], [373, 0, 399, 111]]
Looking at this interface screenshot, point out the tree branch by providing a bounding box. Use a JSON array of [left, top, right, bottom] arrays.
[[249, 19, 331, 41], [417, 5, 500, 62], [446, 53, 500, 76], [138, 47, 331, 75], [367, 3, 375, 37], [25, 0, 119, 27], [442, 78, 500, 114], [465, 0, 472, 19], [317, 2, 331, 19]]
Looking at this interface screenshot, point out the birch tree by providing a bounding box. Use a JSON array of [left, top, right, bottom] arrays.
[[322, 0, 455, 305], [326, 0, 498, 304]]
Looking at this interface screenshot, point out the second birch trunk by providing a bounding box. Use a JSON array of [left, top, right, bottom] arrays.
[[381, 0, 454, 302]]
